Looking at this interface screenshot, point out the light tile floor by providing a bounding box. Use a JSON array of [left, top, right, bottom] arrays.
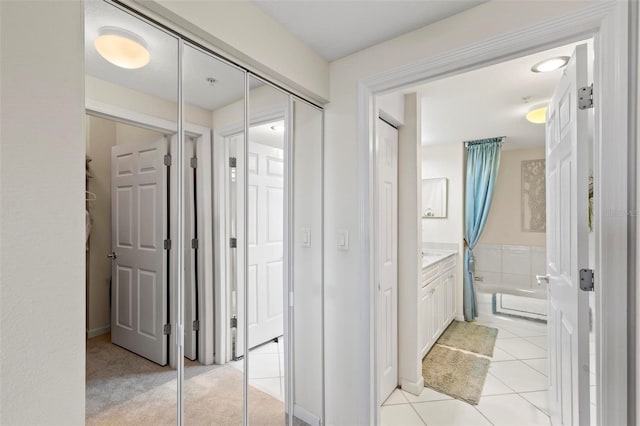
[[382, 295, 551, 426], [231, 336, 285, 401]]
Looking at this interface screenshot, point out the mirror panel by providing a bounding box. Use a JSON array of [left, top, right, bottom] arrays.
[[84, 1, 178, 423], [246, 76, 289, 424], [422, 177, 448, 218], [292, 99, 324, 425], [182, 43, 246, 423]]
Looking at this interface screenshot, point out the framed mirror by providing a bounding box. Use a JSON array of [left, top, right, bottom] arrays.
[[422, 177, 447, 218]]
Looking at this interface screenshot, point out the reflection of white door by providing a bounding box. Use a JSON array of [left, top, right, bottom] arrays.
[[546, 44, 590, 425], [111, 137, 168, 366], [184, 137, 197, 361], [377, 119, 398, 405], [246, 142, 284, 349]]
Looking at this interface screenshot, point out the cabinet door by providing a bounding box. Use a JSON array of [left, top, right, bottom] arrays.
[[430, 279, 441, 342], [442, 269, 456, 322], [420, 285, 430, 354]]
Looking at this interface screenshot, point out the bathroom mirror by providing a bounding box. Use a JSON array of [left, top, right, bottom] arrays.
[[422, 177, 448, 218]]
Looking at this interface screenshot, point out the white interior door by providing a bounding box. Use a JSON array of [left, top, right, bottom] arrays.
[[246, 141, 285, 349], [184, 136, 197, 361], [545, 44, 590, 425], [111, 137, 168, 366], [377, 118, 398, 405]]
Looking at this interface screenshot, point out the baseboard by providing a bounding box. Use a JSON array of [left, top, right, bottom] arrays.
[[400, 376, 424, 396], [87, 325, 110, 338], [293, 405, 321, 426], [455, 315, 465, 322]]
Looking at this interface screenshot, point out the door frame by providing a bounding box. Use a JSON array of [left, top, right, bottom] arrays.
[[359, 3, 633, 425], [85, 99, 215, 367]]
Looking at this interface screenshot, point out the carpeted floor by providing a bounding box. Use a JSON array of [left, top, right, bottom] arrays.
[[86, 334, 284, 425]]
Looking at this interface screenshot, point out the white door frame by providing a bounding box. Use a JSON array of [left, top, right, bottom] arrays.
[[85, 99, 215, 367], [358, 3, 633, 425]]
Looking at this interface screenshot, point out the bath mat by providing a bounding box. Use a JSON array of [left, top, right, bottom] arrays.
[[436, 320, 498, 357], [422, 344, 490, 405]]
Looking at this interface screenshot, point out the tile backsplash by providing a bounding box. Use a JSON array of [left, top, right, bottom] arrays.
[[473, 244, 546, 297]]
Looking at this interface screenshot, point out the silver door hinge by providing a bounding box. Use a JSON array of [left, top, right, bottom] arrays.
[[578, 84, 594, 110], [229, 157, 237, 168], [229, 237, 237, 248], [579, 269, 594, 291], [164, 239, 171, 250], [191, 238, 198, 250], [192, 320, 200, 331], [190, 157, 197, 169], [163, 324, 171, 335], [230, 315, 238, 329], [164, 154, 172, 166]]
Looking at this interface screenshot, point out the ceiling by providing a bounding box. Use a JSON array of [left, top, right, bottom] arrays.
[[252, 0, 486, 61], [415, 40, 591, 150]]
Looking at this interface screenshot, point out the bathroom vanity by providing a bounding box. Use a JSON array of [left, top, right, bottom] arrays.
[[420, 251, 457, 358]]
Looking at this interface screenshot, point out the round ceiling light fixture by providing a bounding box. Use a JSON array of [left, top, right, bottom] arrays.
[[530, 56, 570, 73], [270, 122, 285, 132], [525, 104, 548, 124], [95, 27, 150, 69]]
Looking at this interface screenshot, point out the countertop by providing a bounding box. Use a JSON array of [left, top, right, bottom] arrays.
[[422, 250, 457, 268]]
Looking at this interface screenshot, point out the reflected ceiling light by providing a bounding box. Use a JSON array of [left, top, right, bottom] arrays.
[[270, 122, 285, 132], [526, 104, 548, 124], [95, 27, 150, 69], [531, 56, 570, 73]]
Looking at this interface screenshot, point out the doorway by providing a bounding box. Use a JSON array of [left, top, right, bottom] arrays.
[[366, 4, 630, 424]]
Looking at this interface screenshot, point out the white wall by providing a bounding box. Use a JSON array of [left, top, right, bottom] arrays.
[[0, 1, 85, 423], [480, 147, 546, 247], [325, 2, 598, 423], [133, 0, 330, 103]]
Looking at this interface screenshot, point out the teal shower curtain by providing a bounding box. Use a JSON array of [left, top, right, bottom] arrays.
[[464, 138, 503, 321]]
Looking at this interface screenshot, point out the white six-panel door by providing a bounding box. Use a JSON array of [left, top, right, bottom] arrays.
[[377, 119, 398, 405], [546, 44, 590, 425], [111, 137, 168, 366], [246, 141, 285, 349]]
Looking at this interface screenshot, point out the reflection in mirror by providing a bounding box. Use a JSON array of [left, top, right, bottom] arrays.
[[181, 43, 247, 423], [292, 99, 324, 425], [84, 1, 178, 423], [246, 77, 289, 424], [422, 177, 448, 218]]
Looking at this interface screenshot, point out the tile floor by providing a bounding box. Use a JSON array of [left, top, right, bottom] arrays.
[[231, 336, 285, 401], [381, 294, 551, 426]]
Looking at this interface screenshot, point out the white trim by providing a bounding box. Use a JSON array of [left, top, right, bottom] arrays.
[[86, 326, 111, 339], [359, 2, 630, 425], [293, 404, 321, 426], [400, 377, 424, 397]]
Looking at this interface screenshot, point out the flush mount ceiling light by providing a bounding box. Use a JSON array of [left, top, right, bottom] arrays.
[[531, 56, 570, 73], [95, 27, 150, 69], [270, 122, 285, 132], [526, 105, 548, 124]]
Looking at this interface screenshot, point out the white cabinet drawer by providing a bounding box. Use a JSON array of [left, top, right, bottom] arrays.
[[422, 264, 439, 286]]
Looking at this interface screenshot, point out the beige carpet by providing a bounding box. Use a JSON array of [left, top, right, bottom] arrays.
[[436, 320, 498, 357], [86, 334, 284, 425]]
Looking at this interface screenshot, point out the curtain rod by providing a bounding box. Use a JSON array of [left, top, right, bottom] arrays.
[[464, 136, 506, 147]]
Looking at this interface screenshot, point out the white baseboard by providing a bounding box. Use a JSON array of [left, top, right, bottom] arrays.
[[87, 325, 110, 338], [293, 405, 320, 426], [455, 315, 465, 322], [400, 376, 424, 396]]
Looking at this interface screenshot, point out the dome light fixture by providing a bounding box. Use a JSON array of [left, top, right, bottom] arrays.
[[526, 105, 548, 124], [531, 56, 570, 73], [95, 27, 150, 69], [270, 122, 285, 132]]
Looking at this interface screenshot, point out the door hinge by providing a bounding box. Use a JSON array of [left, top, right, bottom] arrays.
[[229, 157, 237, 168], [164, 239, 171, 250], [230, 315, 238, 329], [579, 268, 594, 291], [191, 238, 198, 250], [229, 237, 237, 248], [163, 324, 171, 335], [164, 154, 172, 166], [192, 320, 200, 331], [578, 84, 594, 110], [190, 157, 197, 169]]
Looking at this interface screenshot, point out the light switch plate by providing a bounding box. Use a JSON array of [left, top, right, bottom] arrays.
[[337, 229, 349, 251], [301, 227, 311, 248]]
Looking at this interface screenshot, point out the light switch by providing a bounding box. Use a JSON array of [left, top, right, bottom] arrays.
[[301, 227, 311, 248], [337, 229, 349, 251]]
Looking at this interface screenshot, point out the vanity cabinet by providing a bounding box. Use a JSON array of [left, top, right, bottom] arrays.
[[420, 255, 457, 358]]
